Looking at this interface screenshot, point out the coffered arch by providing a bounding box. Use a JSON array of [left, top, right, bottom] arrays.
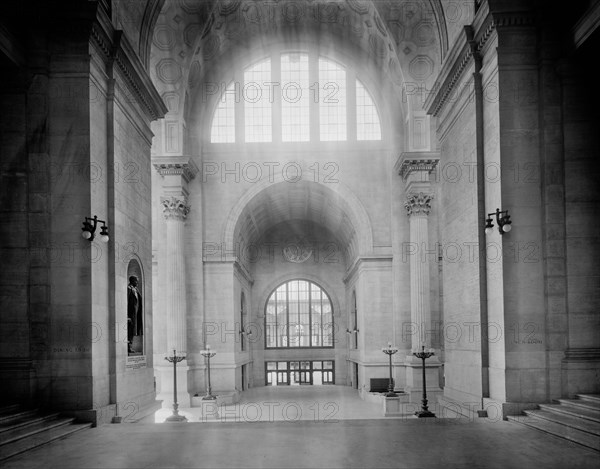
[[223, 177, 374, 266]]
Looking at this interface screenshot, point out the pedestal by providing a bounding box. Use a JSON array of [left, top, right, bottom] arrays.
[[155, 363, 190, 409], [383, 393, 411, 417]]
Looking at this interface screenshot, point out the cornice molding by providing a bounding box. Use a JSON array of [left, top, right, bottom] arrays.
[[139, 0, 166, 69], [574, 0, 600, 49], [234, 259, 255, 286], [343, 254, 393, 285], [563, 348, 600, 362], [90, 7, 167, 121], [0, 21, 26, 67], [153, 156, 199, 183], [395, 152, 440, 180], [424, 2, 535, 117]]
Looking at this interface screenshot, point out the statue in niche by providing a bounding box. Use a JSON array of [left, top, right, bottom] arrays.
[[127, 275, 143, 355]]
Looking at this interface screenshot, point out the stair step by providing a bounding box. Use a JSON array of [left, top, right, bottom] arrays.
[[539, 403, 600, 424], [577, 394, 600, 405], [0, 405, 21, 417], [523, 409, 600, 437], [0, 412, 61, 434], [0, 422, 92, 461], [508, 414, 600, 452], [556, 398, 600, 412], [0, 409, 39, 426], [0, 417, 76, 446]]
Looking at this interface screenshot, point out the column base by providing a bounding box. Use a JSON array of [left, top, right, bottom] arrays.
[[165, 413, 188, 422], [415, 409, 437, 418]]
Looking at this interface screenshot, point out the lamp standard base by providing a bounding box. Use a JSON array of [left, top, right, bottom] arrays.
[[415, 410, 436, 418], [202, 395, 217, 400], [385, 392, 398, 397], [166, 414, 188, 422]]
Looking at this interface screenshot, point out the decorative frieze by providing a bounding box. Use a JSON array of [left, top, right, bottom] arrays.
[[405, 192, 433, 216], [161, 196, 191, 221]]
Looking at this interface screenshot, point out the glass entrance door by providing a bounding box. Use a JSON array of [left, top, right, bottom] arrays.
[[265, 360, 335, 386]]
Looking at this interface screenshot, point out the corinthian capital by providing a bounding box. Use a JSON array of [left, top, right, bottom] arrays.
[[161, 196, 190, 221], [405, 192, 433, 216]]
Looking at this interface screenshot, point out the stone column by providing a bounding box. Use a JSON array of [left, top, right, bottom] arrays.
[[153, 157, 198, 411], [396, 152, 442, 403], [405, 192, 433, 348], [162, 196, 190, 354], [397, 153, 439, 350]]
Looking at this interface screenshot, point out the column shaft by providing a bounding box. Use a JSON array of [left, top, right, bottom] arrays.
[[165, 218, 187, 353], [409, 213, 430, 347]]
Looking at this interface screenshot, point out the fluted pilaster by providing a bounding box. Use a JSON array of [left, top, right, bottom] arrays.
[[406, 193, 433, 348], [397, 152, 439, 350], [162, 196, 190, 353]]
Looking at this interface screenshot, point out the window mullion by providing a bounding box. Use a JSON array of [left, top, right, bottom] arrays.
[[321, 293, 324, 347], [286, 283, 290, 348], [272, 51, 282, 144], [347, 68, 357, 142], [309, 52, 319, 142], [235, 69, 244, 144], [308, 285, 312, 347]]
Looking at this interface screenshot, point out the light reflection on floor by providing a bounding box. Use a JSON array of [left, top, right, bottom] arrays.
[[154, 385, 411, 423]]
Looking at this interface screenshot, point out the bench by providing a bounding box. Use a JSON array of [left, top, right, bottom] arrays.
[[370, 378, 393, 393]]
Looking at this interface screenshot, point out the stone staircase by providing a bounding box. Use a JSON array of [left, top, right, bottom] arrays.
[[0, 404, 92, 461], [507, 394, 600, 452]]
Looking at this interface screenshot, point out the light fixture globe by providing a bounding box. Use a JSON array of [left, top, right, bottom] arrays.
[[502, 223, 512, 233], [81, 215, 109, 242], [484, 217, 494, 235], [99, 225, 110, 242]]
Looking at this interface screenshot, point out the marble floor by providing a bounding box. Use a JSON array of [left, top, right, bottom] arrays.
[[153, 385, 388, 423], [3, 386, 599, 469]]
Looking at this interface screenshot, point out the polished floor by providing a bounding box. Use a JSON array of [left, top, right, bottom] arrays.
[[4, 387, 599, 469], [154, 385, 386, 422]]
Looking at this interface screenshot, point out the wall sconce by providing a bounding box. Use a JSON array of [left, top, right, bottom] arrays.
[[346, 328, 359, 335], [81, 215, 109, 242], [239, 328, 253, 337], [484, 209, 512, 235]]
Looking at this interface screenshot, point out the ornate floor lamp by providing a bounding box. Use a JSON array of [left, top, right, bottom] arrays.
[[382, 342, 399, 397], [200, 345, 217, 400], [413, 345, 436, 418], [164, 349, 187, 422]]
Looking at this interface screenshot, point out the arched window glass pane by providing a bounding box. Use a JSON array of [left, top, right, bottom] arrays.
[[244, 58, 272, 142], [281, 53, 310, 142], [265, 280, 334, 349], [210, 81, 235, 143], [356, 79, 381, 140], [318, 58, 346, 141]]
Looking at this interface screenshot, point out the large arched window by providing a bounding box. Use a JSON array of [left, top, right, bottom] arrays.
[[210, 51, 381, 143], [265, 280, 333, 349]]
